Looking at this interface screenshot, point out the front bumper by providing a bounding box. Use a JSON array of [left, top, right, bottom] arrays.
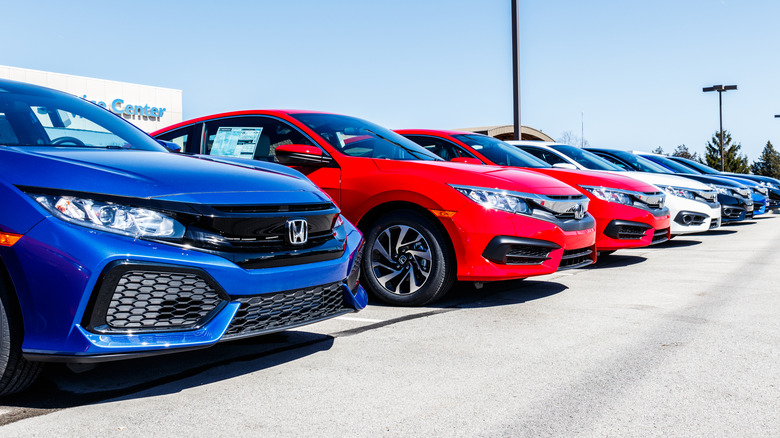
[[439, 205, 597, 282], [10, 216, 367, 362], [588, 202, 671, 251], [665, 196, 721, 235], [719, 194, 752, 223]]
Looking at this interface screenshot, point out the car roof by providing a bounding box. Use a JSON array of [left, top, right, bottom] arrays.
[[150, 109, 333, 136]]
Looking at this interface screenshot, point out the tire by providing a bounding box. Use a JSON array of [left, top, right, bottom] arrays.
[[361, 210, 456, 306], [0, 279, 43, 397]]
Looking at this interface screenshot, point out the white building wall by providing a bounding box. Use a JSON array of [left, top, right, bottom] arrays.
[[0, 65, 182, 133]]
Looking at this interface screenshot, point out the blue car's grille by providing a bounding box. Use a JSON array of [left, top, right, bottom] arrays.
[[223, 282, 349, 340], [104, 271, 224, 330]]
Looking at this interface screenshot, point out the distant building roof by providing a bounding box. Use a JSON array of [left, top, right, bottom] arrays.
[[458, 125, 554, 142]]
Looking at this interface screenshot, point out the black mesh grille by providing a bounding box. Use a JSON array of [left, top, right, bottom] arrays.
[[105, 271, 223, 330], [651, 228, 670, 244], [505, 246, 553, 265], [617, 226, 648, 240], [558, 246, 594, 270], [223, 282, 348, 339]]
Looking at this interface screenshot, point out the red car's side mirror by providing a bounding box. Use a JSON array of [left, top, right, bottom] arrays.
[[275, 144, 333, 167]]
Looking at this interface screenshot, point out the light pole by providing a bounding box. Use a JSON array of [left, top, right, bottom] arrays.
[[702, 84, 737, 171], [511, 0, 521, 140]]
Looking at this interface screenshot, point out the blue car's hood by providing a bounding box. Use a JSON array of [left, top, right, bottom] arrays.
[[1, 147, 330, 205]]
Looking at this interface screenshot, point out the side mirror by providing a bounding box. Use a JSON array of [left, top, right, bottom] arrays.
[[275, 144, 333, 167], [450, 157, 484, 165], [552, 162, 579, 170], [157, 139, 182, 153]]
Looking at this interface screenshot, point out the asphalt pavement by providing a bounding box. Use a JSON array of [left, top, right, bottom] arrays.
[[1, 213, 778, 437]]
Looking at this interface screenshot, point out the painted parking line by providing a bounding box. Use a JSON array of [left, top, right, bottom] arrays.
[[334, 316, 384, 323]]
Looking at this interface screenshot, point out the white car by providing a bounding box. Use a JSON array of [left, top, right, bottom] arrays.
[[509, 141, 721, 235]]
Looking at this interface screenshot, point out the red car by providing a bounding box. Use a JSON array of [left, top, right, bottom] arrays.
[[153, 111, 596, 306], [397, 130, 671, 252]]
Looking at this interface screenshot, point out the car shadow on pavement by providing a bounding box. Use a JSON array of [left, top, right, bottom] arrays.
[[650, 238, 702, 249], [0, 331, 334, 415], [722, 221, 756, 227], [697, 228, 737, 236], [585, 254, 647, 270], [436, 279, 568, 309]]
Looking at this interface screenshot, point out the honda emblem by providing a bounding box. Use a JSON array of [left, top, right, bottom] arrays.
[[286, 218, 308, 245]]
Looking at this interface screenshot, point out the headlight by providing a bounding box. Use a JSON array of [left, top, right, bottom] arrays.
[[710, 184, 733, 196], [581, 186, 633, 205], [453, 186, 532, 215], [753, 186, 769, 196], [659, 185, 695, 200], [736, 188, 751, 198], [30, 194, 185, 238]]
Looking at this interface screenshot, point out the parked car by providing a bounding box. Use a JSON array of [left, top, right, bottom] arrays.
[[396, 130, 671, 252], [593, 149, 766, 217], [0, 80, 368, 396], [153, 111, 597, 307], [510, 142, 722, 233], [663, 156, 777, 211], [633, 153, 757, 222]]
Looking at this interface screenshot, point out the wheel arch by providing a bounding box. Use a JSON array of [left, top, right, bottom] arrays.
[[356, 201, 458, 269]]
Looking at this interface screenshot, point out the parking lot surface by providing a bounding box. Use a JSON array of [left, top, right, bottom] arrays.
[[1, 214, 778, 437]]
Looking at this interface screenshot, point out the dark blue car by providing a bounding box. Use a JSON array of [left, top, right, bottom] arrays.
[[0, 79, 367, 395]]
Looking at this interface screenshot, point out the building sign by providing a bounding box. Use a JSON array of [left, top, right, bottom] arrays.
[[82, 96, 167, 120], [0, 65, 182, 133]]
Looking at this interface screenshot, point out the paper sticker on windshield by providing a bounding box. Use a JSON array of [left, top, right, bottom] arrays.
[[210, 127, 263, 157]]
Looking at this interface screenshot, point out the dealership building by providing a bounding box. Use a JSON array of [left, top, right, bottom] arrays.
[[0, 65, 182, 133]]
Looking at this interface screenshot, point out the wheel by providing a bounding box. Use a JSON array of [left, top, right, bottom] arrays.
[[0, 279, 43, 397], [52, 136, 85, 146], [361, 210, 455, 306]]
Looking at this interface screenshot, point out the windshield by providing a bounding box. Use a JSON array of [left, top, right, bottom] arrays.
[[291, 113, 441, 161], [640, 155, 701, 174], [551, 144, 623, 171], [0, 81, 165, 150], [608, 150, 673, 173], [452, 134, 550, 168], [672, 157, 719, 174]]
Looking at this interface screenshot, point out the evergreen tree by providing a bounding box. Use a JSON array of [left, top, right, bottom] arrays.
[[671, 144, 703, 163], [704, 131, 749, 173], [651, 146, 664, 154], [751, 141, 780, 178]]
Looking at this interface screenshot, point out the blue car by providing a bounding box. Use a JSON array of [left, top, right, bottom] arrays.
[[0, 79, 367, 395]]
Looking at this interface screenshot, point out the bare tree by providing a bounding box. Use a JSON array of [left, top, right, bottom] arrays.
[[558, 130, 589, 148]]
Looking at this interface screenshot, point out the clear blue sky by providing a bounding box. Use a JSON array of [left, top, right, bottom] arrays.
[[2, 0, 778, 161]]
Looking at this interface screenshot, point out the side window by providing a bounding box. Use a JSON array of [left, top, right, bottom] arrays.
[[593, 153, 629, 170], [404, 135, 470, 161], [203, 116, 314, 162], [156, 125, 194, 153], [0, 113, 19, 144]]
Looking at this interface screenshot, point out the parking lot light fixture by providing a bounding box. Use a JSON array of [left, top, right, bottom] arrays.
[[702, 84, 737, 171]]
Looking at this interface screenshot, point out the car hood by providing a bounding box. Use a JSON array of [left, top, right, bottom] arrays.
[[373, 159, 581, 196], [620, 171, 712, 191], [1, 147, 330, 205], [528, 168, 659, 192]]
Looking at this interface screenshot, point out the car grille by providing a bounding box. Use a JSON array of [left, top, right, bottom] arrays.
[[504, 246, 554, 265], [651, 228, 670, 244], [103, 270, 224, 331], [617, 225, 648, 240], [223, 282, 349, 339], [558, 246, 594, 270]]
